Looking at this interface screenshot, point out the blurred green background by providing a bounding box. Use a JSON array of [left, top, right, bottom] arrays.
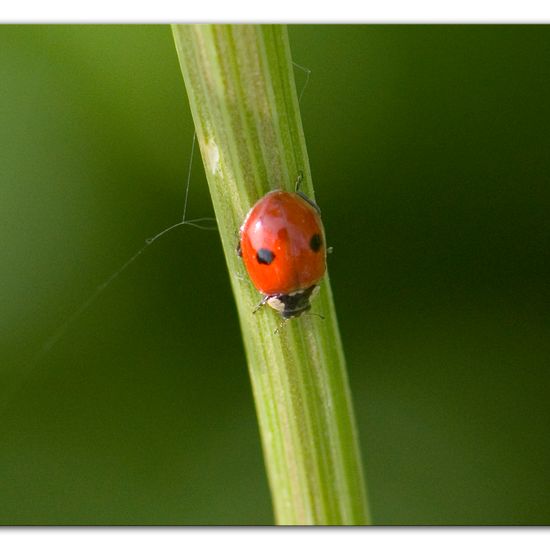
[[1, 25, 549, 525]]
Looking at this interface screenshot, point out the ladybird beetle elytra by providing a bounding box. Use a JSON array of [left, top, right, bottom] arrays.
[[238, 179, 326, 320]]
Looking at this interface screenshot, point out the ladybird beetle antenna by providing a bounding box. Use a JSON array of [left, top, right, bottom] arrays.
[[306, 311, 325, 321], [294, 170, 304, 193]]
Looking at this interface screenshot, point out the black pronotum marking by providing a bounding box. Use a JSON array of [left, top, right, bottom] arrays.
[[256, 248, 275, 265], [275, 285, 317, 319], [310, 233, 322, 252]]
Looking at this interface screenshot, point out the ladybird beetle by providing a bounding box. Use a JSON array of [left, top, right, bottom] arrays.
[[238, 177, 326, 319]]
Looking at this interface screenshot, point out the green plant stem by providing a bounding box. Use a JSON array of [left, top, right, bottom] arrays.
[[172, 24, 370, 525]]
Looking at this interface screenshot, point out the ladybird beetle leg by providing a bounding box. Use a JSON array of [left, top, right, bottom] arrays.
[[294, 170, 304, 192], [327, 246, 334, 255], [252, 295, 269, 314], [235, 226, 244, 257], [294, 172, 322, 215], [296, 190, 322, 215]]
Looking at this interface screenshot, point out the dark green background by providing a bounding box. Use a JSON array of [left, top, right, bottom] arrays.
[[1, 25, 549, 525]]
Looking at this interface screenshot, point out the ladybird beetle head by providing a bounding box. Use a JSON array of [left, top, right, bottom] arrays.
[[267, 285, 319, 319]]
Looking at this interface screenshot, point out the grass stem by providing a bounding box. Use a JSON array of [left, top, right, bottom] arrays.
[[172, 24, 370, 525]]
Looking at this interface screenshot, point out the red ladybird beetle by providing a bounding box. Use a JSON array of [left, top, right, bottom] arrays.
[[238, 174, 326, 320]]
